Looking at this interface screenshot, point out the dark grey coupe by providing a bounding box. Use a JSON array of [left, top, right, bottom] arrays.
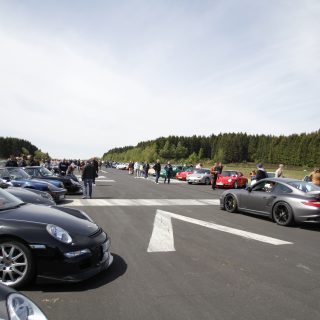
[[220, 178, 320, 226]]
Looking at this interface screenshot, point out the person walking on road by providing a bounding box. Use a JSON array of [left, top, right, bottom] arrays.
[[164, 162, 173, 184], [153, 160, 161, 184], [81, 160, 96, 199], [92, 158, 99, 184]]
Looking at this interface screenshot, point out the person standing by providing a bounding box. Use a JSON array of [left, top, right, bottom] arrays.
[[153, 160, 161, 184], [143, 161, 150, 179], [92, 158, 99, 184], [256, 163, 268, 181], [5, 155, 18, 167], [164, 162, 173, 184], [81, 160, 96, 199], [309, 168, 320, 186], [210, 162, 218, 189], [275, 164, 285, 178]]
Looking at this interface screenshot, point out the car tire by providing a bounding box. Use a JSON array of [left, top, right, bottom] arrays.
[[272, 202, 294, 226], [0, 240, 35, 288], [205, 178, 210, 185], [224, 194, 238, 213]]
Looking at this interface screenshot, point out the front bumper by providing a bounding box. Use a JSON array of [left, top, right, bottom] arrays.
[[50, 189, 67, 202], [33, 234, 113, 283]]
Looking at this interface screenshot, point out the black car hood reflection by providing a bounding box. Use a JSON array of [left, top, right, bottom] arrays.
[[0, 204, 98, 237]]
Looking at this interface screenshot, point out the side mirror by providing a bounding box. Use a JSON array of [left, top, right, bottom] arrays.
[[246, 186, 252, 192]]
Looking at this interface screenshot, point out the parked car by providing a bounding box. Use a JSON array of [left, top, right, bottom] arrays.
[[220, 178, 320, 226], [187, 169, 212, 185], [22, 166, 82, 194], [0, 188, 113, 288], [160, 165, 191, 178], [176, 168, 195, 181], [116, 163, 128, 170], [216, 170, 248, 189], [0, 283, 47, 319], [5, 187, 56, 206], [0, 167, 67, 203]]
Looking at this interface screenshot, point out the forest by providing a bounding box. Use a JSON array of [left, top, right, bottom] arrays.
[[103, 131, 320, 167], [0, 137, 40, 159]]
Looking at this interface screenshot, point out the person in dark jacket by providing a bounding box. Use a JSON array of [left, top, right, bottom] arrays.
[[143, 161, 150, 179], [153, 159, 161, 184], [81, 160, 96, 199], [92, 158, 99, 184], [5, 155, 18, 167], [256, 163, 268, 181], [164, 162, 173, 184]]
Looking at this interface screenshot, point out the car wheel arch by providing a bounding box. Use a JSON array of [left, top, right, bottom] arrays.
[[272, 201, 295, 225]]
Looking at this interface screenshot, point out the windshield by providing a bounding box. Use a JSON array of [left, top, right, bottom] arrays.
[[0, 189, 24, 211], [221, 171, 237, 177], [39, 167, 54, 176], [194, 169, 208, 174], [6, 168, 31, 180], [287, 181, 320, 193]]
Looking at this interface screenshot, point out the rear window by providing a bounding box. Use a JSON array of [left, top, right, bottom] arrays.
[[287, 181, 320, 193]]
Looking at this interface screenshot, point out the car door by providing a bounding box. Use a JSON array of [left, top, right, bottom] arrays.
[[242, 180, 276, 215]]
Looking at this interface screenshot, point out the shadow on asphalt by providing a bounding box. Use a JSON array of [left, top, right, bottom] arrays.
[[24, 254, 127, 292]]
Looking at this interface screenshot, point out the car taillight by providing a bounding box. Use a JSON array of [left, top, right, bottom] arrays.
[[303, 201, 320, 207]]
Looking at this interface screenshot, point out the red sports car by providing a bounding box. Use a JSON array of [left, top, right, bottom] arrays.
[[176, 168, 195, 181], [215, 170, 248, 189]]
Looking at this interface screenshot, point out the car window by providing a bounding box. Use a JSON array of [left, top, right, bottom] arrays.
[[288, 181, 320, 193], [272, 183, 292, 194], [252, 181, 275, 193]]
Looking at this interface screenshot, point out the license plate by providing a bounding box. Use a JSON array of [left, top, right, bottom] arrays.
[[217, 182, 223, 185], [59, 194, 65, 199]]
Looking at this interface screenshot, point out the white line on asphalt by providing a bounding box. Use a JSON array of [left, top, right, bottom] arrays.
[[76, 175, 107, 179], [147, 210, 292, 251], [95, 180, 115, 182], [147, 211, 175, 252], [61, 199, 220, 206], [100, 170, 109, 174]]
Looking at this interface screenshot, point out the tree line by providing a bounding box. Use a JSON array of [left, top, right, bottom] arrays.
[[102, 131, 320, 167], [0, 137, 49, 160]]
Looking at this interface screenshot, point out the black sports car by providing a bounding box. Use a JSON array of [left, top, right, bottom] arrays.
[[0, 283, 47, 319], [220, 178, 320, 226], [22, 166, 83, 194], [6, 187, 56, 206], [0, 188, 113, 288]]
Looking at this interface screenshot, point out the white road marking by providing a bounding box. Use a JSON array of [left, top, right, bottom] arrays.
[[100, 170, 109, 174], [61, 199, 220, 206], [147, 211, 175, 252], [95, 179, 115, 182], [147, 209, 292, 252]]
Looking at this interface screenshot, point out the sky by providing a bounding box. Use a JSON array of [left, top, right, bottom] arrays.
[[0, 0, 319, 159]]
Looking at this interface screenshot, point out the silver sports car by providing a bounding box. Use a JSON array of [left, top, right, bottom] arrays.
[[220, 178, 320, 226], [187, 169, 212, 185]]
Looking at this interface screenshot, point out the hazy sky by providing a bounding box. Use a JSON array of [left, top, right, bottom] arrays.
[[1, 0, 319, 158]]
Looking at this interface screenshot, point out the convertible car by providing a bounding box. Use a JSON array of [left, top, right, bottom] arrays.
[[216, 170, 248, 189], [220, 178, 320, 226], [0, 188, 113, 288], [0, 168, 66, 203], [176, 168, 195, 181]]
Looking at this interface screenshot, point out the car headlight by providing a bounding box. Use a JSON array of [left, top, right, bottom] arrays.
[[46, 224, 72, 244], [228, 179, 232, 182], [39, 191, 54, 201], [7, 292, 47, 320]]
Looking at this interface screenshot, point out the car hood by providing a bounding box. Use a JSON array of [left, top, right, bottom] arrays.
[[188, 173, 206, 178], [1, 204, 98, 236]]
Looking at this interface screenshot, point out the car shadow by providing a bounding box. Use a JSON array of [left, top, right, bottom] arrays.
[[295, 223, 320, 232], [23, 253, 127, 292]]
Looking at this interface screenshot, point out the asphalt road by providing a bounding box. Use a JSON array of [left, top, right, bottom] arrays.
[[22, 168, 320, 320]]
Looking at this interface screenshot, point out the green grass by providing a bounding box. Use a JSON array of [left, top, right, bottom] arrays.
[[201, 162, 311, 180]]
